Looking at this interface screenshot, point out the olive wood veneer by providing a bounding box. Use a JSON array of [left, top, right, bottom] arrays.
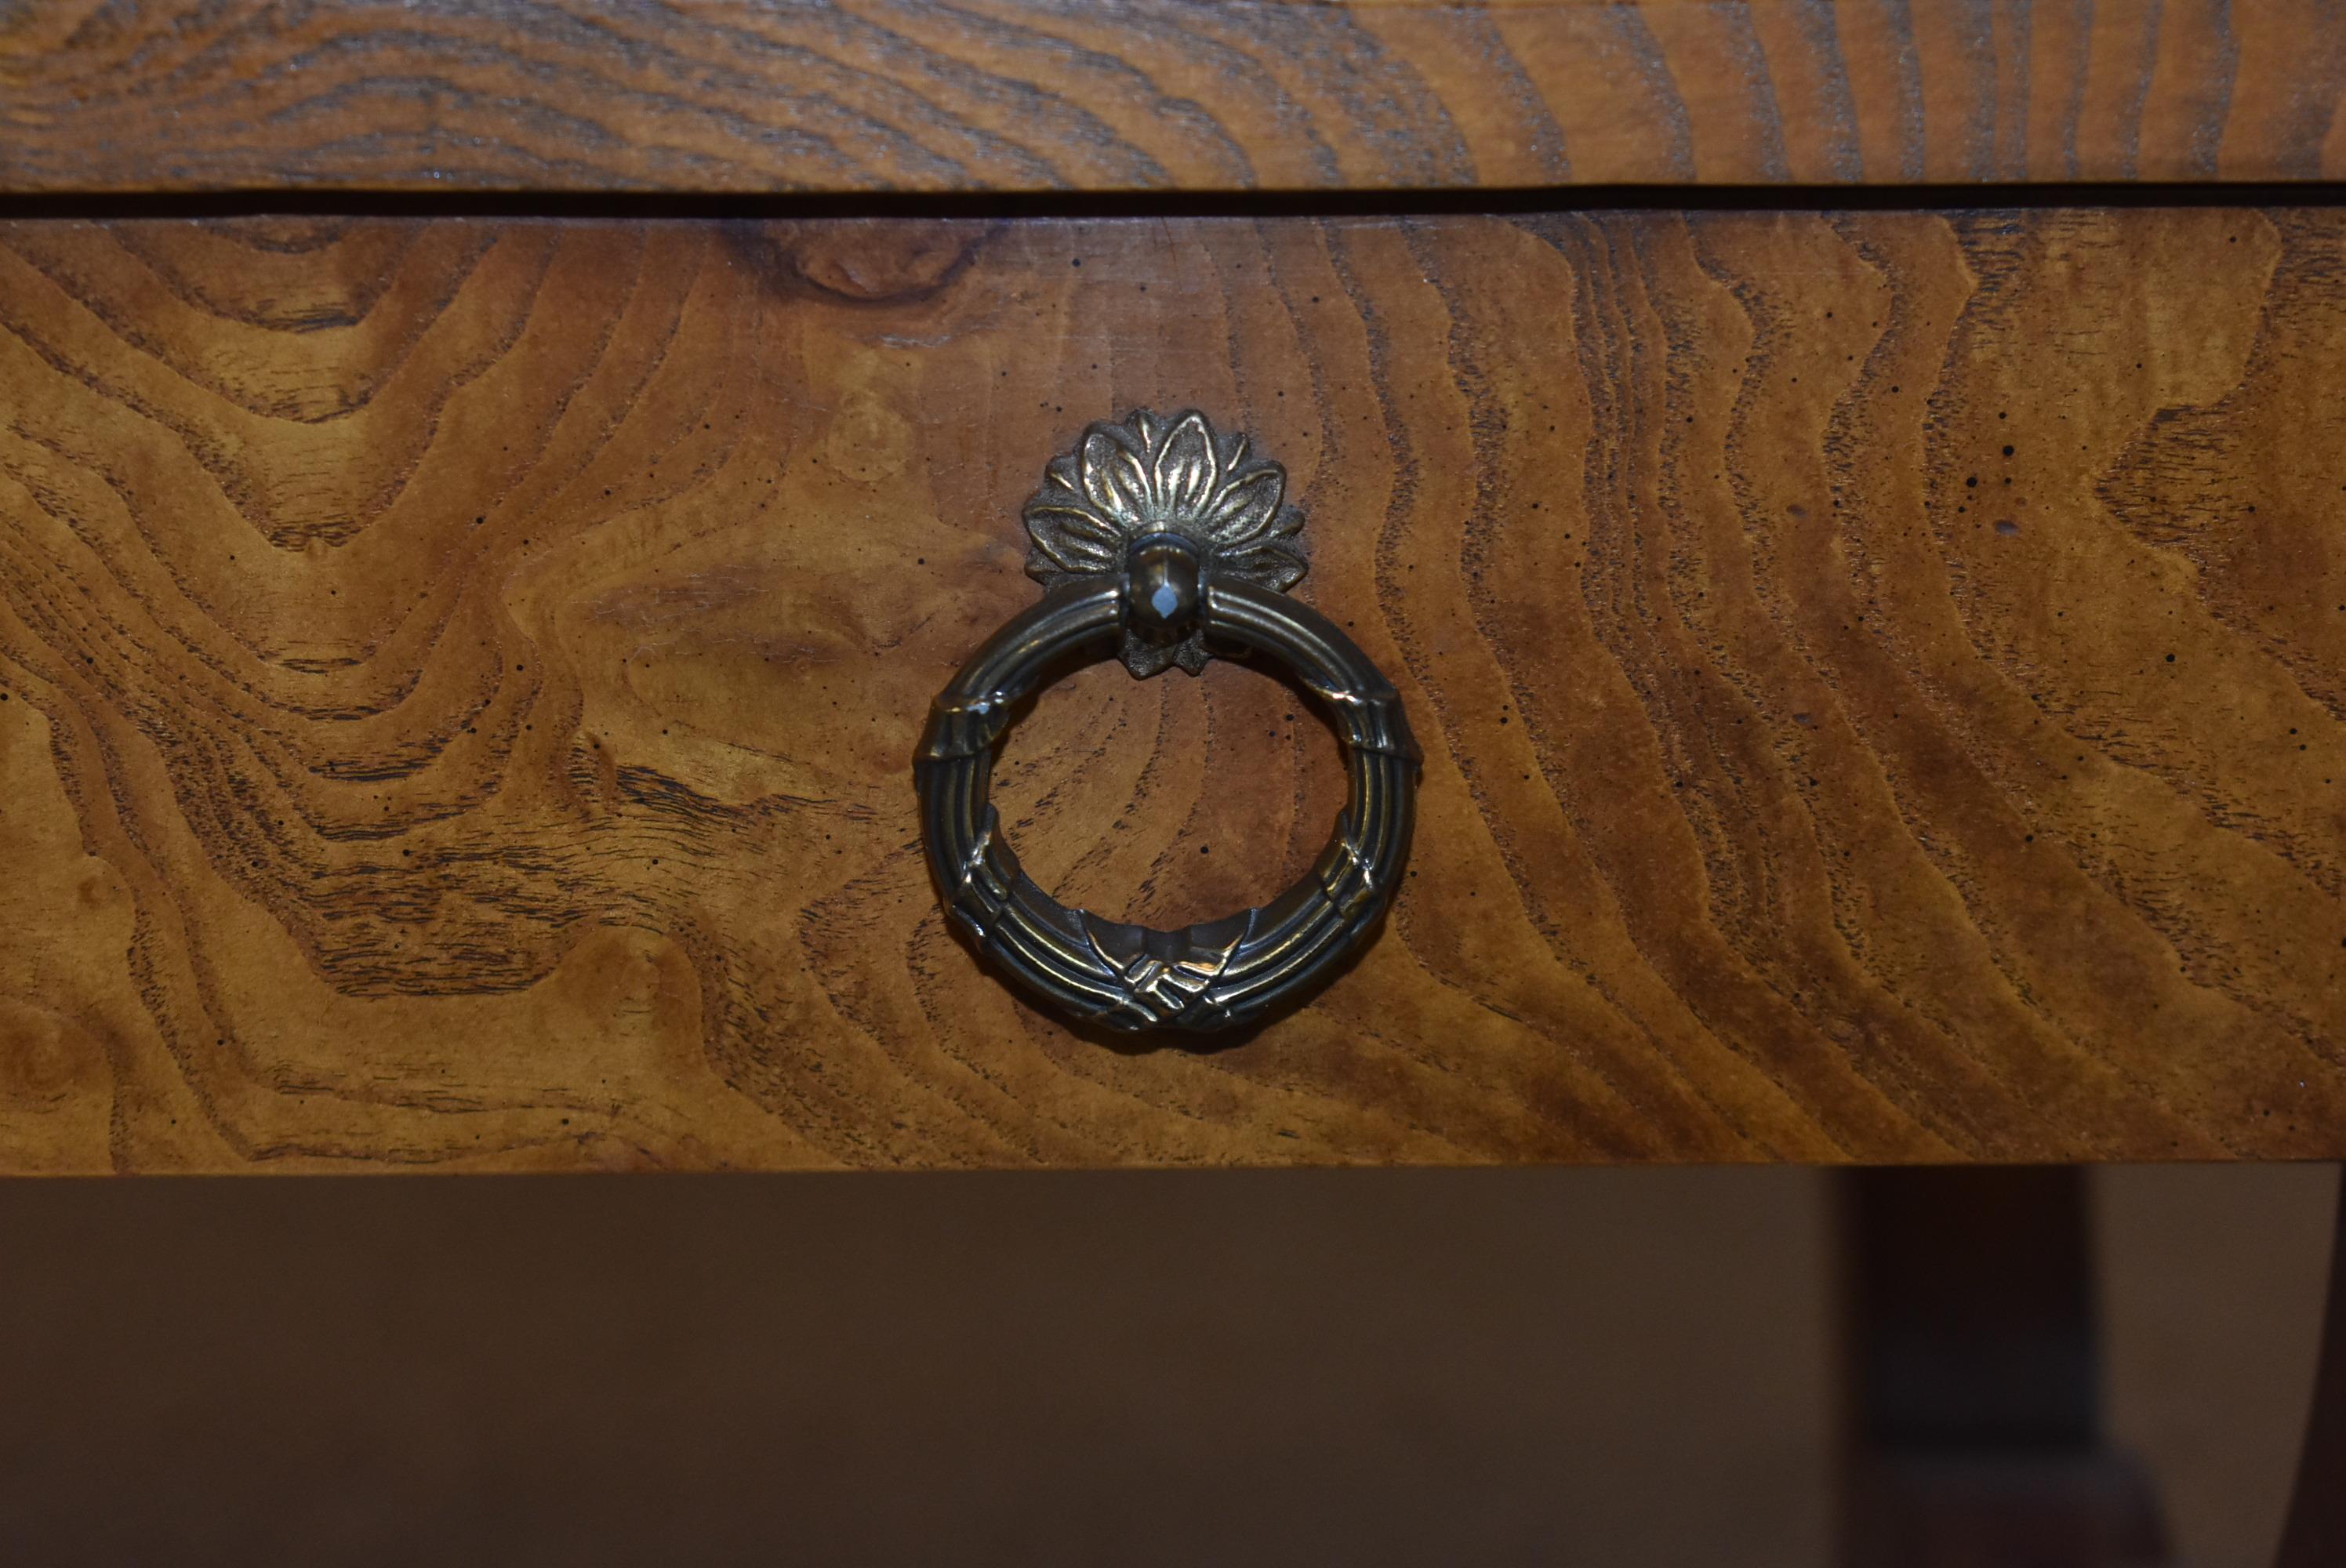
[[2, 209, 2342, 1172]]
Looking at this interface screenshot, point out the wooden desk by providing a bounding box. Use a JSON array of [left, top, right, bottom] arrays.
[[1, 4, 2338, 1562]]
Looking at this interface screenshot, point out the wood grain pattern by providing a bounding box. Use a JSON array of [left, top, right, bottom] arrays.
[[2, 209, 2344, 1173], [5, 0, 2344, 193]]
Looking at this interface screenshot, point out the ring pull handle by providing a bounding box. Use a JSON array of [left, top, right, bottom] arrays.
[[916, 410, 1420, 1035]]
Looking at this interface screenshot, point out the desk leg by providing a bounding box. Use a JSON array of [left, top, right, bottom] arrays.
[[2277, 1165, 2346, 1568], [1837, 1167, 2166, 1568]]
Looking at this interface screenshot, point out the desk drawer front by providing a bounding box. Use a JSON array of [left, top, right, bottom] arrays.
[[2, 210, 2340, 1171]]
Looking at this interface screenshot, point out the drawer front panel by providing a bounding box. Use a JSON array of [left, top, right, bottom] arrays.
[[2, 210, 2341, 1171]]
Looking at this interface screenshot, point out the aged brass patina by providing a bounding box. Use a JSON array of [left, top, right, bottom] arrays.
[[917, 411, 1419, 1033]]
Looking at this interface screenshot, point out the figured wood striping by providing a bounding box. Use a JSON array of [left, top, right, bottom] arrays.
[[2, 209, 2344, 1172], [3, 0, 2344, 193]]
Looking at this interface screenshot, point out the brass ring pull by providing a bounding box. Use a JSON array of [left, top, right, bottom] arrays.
[[917, 411, 1420, 1034]]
